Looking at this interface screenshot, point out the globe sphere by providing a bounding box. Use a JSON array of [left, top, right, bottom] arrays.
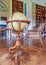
[[8, 12, 27, 32]]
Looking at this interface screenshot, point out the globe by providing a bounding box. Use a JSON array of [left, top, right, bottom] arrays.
[[8, 12, 27, 32], [7, 12, 30, 64]]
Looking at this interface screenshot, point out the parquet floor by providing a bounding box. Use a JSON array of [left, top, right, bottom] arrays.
[[0, 38, 46, 65]]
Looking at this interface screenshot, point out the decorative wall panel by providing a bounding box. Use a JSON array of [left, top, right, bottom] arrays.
[[0, 0, 10, 18]]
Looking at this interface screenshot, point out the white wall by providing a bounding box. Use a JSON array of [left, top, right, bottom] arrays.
[[32, 0, 46, 6], [19, 0, 33, 30]]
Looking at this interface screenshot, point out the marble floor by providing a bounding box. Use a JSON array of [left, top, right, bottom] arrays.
[[0, 37, 46, 65]]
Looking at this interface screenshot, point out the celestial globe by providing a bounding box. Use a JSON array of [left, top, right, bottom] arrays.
[[8, 12, 27, 32]]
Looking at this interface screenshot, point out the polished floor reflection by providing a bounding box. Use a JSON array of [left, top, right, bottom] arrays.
[[0, 37, 46, 65]]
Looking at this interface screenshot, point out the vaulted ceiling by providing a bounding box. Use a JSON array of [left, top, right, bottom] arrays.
[[0, 0, 10, 18], [0, 0, 8, 12]]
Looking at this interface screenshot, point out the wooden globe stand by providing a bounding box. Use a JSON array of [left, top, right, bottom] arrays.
[[7, 20, 30, 65]]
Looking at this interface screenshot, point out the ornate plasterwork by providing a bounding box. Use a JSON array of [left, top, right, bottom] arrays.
[[0, 0, 10, 18]]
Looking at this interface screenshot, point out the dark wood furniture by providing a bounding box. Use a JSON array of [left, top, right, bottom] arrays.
[[0, 18, 7, 38], [36, 4, 45, 27], [12, 0, 23, 14], [26, 22, 45, 46]]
